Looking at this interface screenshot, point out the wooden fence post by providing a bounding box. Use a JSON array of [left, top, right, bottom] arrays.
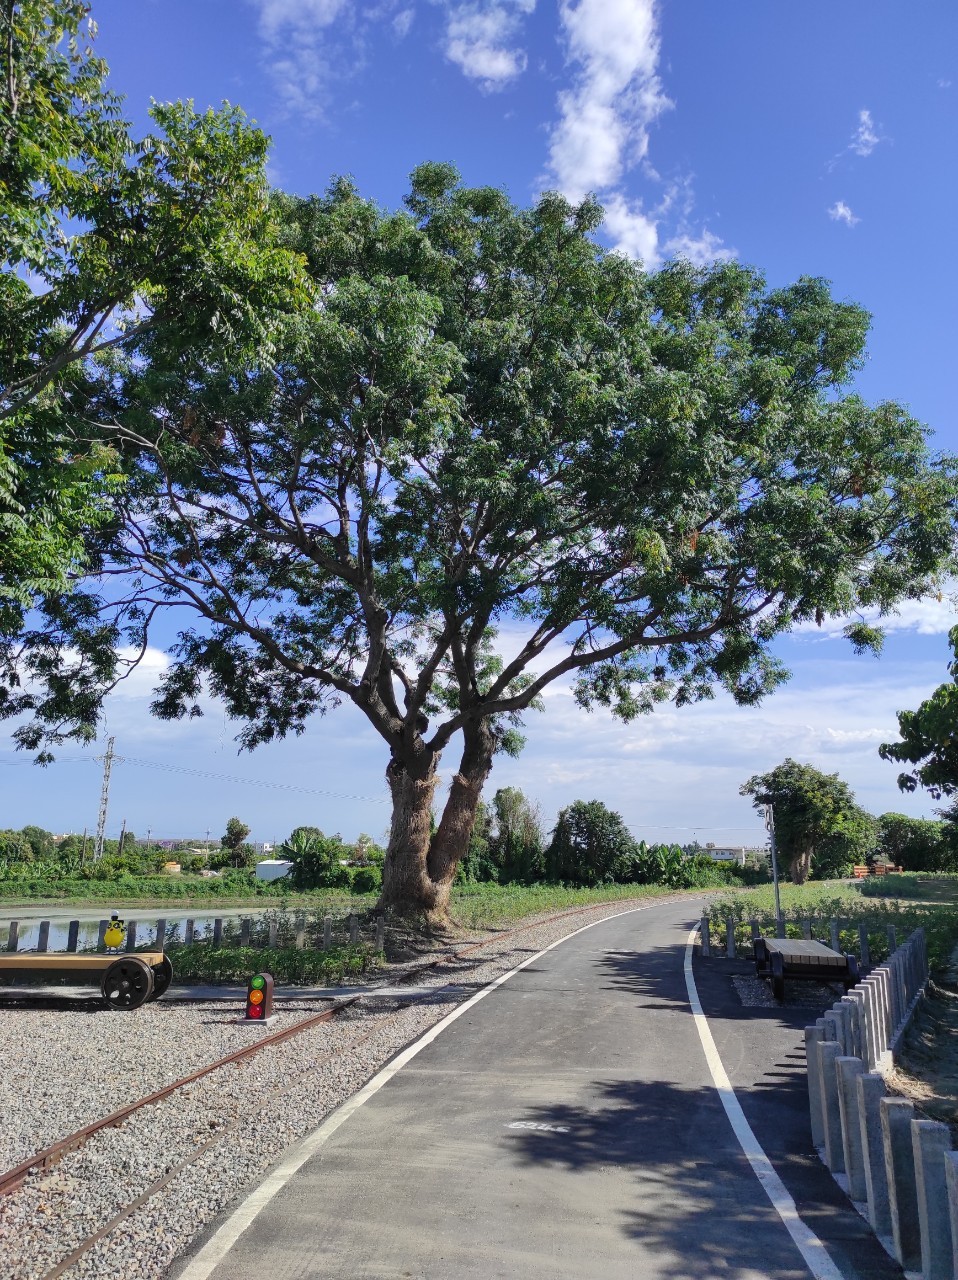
[[37, 920, 50, 952], [184, 918, 195, 945], [212, 918, 223, 946], [5, 921, 18, 952], [66, 920, 80, 952], [96, 920, 108, 952], [125, 921, 137, 951]]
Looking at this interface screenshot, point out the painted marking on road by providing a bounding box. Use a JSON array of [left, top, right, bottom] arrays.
[[505, 1121, 570, 1133], [683, 927, 847, 1280], [175, 896, 704, 1280]]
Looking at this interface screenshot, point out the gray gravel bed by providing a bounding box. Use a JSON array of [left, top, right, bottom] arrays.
[[0, 894, 695, 1280]]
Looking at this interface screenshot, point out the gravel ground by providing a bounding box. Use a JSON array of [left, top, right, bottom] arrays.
[[0, 894, 697, 1280]]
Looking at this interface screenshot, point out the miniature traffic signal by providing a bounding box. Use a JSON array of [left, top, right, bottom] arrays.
[[245, 971, 274, 1021]]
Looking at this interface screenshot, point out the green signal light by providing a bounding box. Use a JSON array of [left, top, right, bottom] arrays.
[[251, 975, 265, 989]]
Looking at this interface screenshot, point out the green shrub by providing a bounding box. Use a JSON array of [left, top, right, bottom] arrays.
[[165, 941, 383, 985], [351, 866, 381, 894]]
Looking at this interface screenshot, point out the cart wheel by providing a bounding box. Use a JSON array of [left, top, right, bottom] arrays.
[[101, 957, 154, 1010], [771, 952, 785, 1002], [147, 956, 174, 1001]]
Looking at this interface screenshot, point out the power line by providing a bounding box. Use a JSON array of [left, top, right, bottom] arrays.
[[10, 751, 391, 804]]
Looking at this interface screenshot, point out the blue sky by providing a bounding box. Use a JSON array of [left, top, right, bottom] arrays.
[[2, 0, 957, 847]]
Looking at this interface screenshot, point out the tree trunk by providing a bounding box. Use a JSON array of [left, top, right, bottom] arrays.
[[380, 752, 441, 917], [379, 725, 495, 924], [789, 843, 813, 884]]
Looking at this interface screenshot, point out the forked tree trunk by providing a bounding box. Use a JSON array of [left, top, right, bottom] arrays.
[[379, 726, 495, 923], [789, 843, 813, 885]]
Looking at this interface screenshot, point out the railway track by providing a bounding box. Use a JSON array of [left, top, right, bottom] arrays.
[[1, 895, 690, 1280]]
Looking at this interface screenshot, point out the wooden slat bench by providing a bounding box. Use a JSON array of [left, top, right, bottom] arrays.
[[753, 937, 860, 1002]]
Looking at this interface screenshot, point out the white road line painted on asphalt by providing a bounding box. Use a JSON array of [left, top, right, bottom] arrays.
[[683, 927, 847, 1280], [175, 897, 703, 1280]]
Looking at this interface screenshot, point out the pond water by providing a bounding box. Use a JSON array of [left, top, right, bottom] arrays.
[[0, 910, 283, 952]]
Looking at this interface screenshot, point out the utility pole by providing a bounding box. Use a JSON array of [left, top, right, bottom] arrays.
[[765, 804, 783, 933], [81, 827, 88, 865], [117, 817, 127, 859], [94, 736, 117, 861]]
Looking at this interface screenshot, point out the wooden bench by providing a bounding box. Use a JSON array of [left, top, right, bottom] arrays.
[[753, 937, 860, 1002], [852, 864, 903, 878]]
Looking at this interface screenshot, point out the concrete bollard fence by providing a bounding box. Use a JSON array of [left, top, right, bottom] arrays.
[[800, 928, 958, 1275]]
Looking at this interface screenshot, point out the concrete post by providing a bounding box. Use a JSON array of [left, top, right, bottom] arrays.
[[804, 1024, 826, 1147], [96, 919, 108, 952], [830, 918, 841, 953], [857, 1073, 891, 1237], [776, 915, 786, 939], [837, 1056, 867, 1201], [865, 977, 881, 1070], [886, 923, 897, 955], [749, 919, 760, 946], [818, 1041, 845, 1172], [824, 1008, 846, 1055], [874, 967, 891, 1048], [858, 922, 870, 968], [37, 920, 49, 952], [911, 1120, 953, 1280], [725, 917, 735, 958], [880, 1097, 922, 1271], [295, 918, 306, 950], [184, 918, 195, 945], [845, 991, 867, 1061], [323, 915, 333, 949], [239, 919, 251, 947], [944, 1152, 958, 1280], [155, 918, 166, 951], [349, 914, 359, 945], [5, 920, 18, 952], [802, 917, 812, 940], [700, 916, 711, 956]]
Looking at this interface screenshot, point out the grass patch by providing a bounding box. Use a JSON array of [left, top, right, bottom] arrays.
[[0, 877, 378, 914], [165, 942, 383, 985], [447, 882, 700, 930], [857, 873, 958, 903], [705, 880, 958, 972]]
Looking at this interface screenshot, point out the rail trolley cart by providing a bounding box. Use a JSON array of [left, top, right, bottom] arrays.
[[0, 950, 174, 1010]]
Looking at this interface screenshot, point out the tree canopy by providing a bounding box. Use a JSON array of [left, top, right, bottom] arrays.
[[740, 758, 874, 883], [5, 160, 957, 919], [0, 0, 305, 634], [879, 623, 958, 799]]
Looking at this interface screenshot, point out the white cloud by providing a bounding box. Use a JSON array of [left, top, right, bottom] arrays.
[[547, 0, 672, 201], [443, 1, 535, 90], [938, 78, 952, 90], [661, 226, 734, 267], [250, 0, 352, 120], [828, 200, 860, 227], [393, 6, 415, 36], [543, 1, 730, 268], [851, 107, 880, 157], [793, 593, 957, 640], [602, 192, 659, 264]]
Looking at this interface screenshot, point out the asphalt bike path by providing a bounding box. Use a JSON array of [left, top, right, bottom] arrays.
[[173, 899, 904, 1280]]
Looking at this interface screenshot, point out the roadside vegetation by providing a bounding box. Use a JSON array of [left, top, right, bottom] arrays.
[[704, 875, 958, 973]]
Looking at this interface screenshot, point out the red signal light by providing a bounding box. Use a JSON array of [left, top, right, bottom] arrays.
[[245, 972, 274, 1022]]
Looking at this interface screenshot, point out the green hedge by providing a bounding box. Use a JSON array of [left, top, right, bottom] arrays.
[[166, 942, 383, 985]]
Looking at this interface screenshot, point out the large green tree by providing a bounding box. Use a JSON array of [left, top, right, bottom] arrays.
[[545, 799, 639, 887], [0, 1, 304, 616], [7, 165, 958, 919], [879, 623, 958, 799], [740, 758, 874, 883]]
